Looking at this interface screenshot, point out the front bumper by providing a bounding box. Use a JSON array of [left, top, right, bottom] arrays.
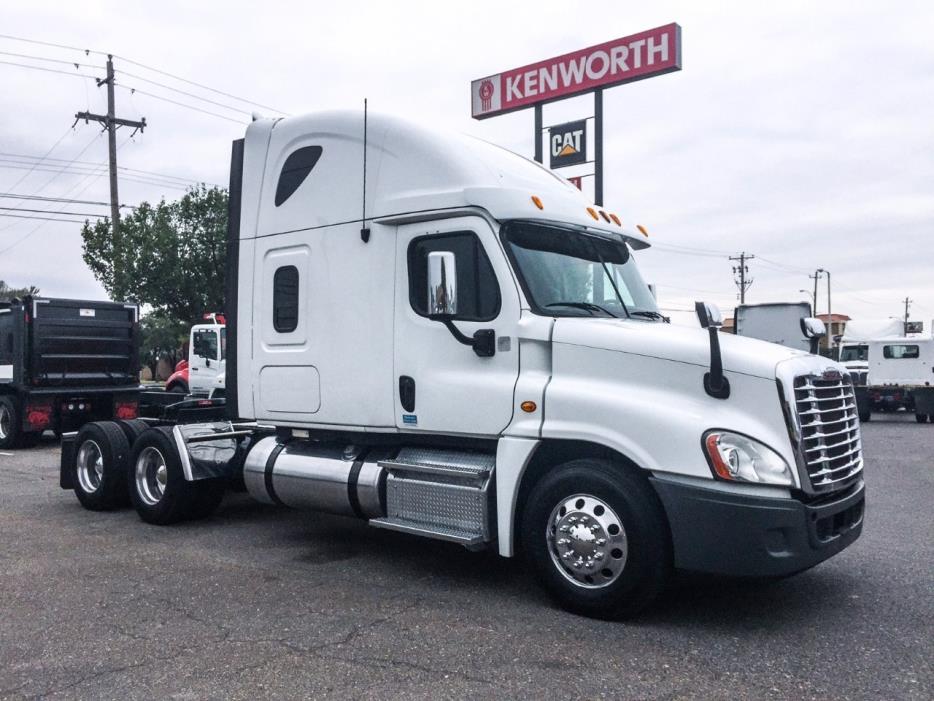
[[650, 476, 864, 577]]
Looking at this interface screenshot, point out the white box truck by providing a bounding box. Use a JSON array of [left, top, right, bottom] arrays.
[[59, 111, 864, 618], [866, 336, 934, 422], [734, 302, 816, 353]]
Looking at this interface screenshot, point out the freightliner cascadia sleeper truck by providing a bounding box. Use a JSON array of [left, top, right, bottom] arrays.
[[60, 111, 865, 618]]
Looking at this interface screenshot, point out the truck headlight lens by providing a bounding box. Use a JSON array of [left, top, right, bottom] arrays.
[[703, 431, 793, 486]]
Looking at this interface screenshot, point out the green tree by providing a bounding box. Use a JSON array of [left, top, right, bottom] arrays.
[[80, 185, 228, 322], [139, 310, 188, 380], [0, 280, 40, 301]]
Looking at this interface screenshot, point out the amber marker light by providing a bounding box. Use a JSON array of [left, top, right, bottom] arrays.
[[586, 207, 599, 220], [531, 195, 544, 210], [520, 401, 537, 413], [705, 433, 734, 480], [609, 213, 621, 226], [636, 224, 649, 237], [598, 210, 611, 223]]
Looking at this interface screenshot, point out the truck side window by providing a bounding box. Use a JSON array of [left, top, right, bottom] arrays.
[[275, 146, 323, 206], [273, 265, 300, 332], [192, 330, 219, 359], [408, 232, 500, 321], [882, 344, 919, 359]]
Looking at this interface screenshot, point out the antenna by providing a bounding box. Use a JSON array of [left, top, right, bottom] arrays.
[[360, 98, 370, 243]]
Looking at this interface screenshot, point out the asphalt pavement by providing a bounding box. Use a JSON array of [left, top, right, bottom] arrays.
[[0, 414, 931, 700]]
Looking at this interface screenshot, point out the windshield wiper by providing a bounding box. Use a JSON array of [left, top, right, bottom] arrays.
[[629, 310, 670, 323], [546, 302, 618, 318]]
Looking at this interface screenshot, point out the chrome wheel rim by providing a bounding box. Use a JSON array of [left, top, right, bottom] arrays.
[[76, 440, 104, 494], [135, 447, 167, 506], [0, 404, 10, 441], [546, 494, 628, 589]]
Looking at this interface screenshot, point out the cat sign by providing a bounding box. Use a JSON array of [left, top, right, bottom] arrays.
[[550, 120, 587, 168]]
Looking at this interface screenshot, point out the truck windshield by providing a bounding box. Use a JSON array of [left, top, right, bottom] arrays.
[[839, 345, 868, 362], [501, 221, 660, 319]]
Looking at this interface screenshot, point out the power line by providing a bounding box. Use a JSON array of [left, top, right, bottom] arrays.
[[0, 162, 193, 189], [0, 34, 286, 114], [0, 136, 131, 255], [0, 34, 106, 56], [0, 192, 135, 208], [0, 212, 94, 224], [0, 49, 104, 70], [0, 205, 105, 218], [117, 69, 255, 116], [0, 152, 209, 185], [0, 126, 74, 194], [112, 53, 287, 114], [0, 58, 97, 80], [119, 85, 245, 124], [0, 131, 103, 232]]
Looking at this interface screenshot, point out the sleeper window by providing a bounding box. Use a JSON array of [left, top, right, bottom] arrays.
[[273, 265, 299, 333], [408, 232, 500, 321], [275, 146, 323, 206]]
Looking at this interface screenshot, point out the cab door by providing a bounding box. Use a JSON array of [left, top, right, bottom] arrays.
[[189, 326, 220, 395], [393, 216, 519, 435]]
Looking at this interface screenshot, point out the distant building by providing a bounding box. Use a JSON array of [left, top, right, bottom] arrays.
[[816, 313, 850, 352], [722, 316, 735, 334]]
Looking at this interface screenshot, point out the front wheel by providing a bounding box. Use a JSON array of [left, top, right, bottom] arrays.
[[521, 459, 672, 619]]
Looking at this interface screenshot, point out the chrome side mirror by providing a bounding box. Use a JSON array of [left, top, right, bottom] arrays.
[[800, 317, 826, 339], [695, 301, 723, 329], [427, 251, 457, 317]]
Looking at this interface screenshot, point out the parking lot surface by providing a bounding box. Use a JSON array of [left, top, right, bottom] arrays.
[[1, 415, 931, 700]]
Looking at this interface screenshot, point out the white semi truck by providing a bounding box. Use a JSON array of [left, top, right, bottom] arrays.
[[60, 111, 865, 618]]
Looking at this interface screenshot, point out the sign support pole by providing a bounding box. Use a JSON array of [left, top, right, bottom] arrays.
[[534, 104, 543, 163], [594, 88, 603, 206]]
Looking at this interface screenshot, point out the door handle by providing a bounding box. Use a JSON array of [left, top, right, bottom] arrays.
[[399, 376, 416, 412]]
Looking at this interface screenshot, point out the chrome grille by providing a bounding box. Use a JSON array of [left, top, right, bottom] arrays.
[[793, 374, 863, 491]]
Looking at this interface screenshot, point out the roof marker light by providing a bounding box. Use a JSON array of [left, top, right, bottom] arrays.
[[609, 213, 621, 226], [531, 195, 544, 210], [598, 210, 611, 223], [636, 224, 649, 237], [586, 207, 599, 220]]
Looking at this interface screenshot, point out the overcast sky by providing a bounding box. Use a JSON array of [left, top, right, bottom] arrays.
[[2, 1, 931, 327]]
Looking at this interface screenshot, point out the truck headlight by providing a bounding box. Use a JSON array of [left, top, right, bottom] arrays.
[[703, 431, 793, 486]]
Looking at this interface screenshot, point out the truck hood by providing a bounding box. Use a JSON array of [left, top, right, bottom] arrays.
[[551, 317, 811, 381]]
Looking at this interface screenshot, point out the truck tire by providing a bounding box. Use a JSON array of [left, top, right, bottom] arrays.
[[859, 409, 871, 422], [116, 419, 150, 445], [129, 426, 223, 524], [72, 421, 131, 511], [916, 413, 929, 424], [0, 396, 23, 449], [166, 381, 187, 394], [520, 458, 672, 619]]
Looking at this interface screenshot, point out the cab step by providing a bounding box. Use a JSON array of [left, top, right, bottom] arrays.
[[370, 448, 495, 548], [368, 517, 486, 546]]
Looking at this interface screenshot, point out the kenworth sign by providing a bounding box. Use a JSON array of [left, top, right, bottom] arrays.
[[471, 23, 681, 119]]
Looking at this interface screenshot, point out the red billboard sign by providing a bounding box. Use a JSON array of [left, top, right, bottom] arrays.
[[471, 23, 681, 119]]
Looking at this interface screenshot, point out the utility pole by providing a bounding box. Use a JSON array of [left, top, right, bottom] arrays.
[[810, 269, 824, 316], [825, 269, 832, 355], [74, 55, 146, 238], [903, 297, 912, 335], [730, 252, 754, 304]]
